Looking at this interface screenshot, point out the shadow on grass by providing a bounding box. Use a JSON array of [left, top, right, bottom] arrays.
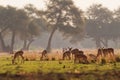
[[0, 70, 120, 80]]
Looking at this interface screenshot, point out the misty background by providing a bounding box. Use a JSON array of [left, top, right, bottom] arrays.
[[0, 0, 120, 52]]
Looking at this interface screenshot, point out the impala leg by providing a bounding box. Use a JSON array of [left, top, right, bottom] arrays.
[[20, 55, 24, 64]]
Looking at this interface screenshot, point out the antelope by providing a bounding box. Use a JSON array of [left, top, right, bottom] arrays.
[[96, 48, 115, 63], [71, 49, 89, 64], [62, 48, 67, 53], [88, 54, 97, 63], [12, 50, 24, 64], [62, 47, 72, 60], [40, 50, 48, 60]]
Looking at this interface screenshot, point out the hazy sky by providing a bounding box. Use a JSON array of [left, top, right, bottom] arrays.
[[0, 0, 120, 11]]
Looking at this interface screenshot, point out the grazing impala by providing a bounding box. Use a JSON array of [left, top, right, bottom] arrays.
[[71, 49, 89, 64], [96, 48, 115, 63], [62, 47, 72, 60], [88, 54, 97, 63], [12, 50, 24, 64], [40, 50, 48, 60]]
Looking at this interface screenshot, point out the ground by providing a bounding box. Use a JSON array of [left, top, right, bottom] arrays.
[[0, 50, 120, 80]]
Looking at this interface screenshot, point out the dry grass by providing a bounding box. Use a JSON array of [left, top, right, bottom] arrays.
[[0, 49, 120, 62]]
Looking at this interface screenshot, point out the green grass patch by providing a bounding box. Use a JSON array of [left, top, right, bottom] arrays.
[[0, 57, 120, 80]]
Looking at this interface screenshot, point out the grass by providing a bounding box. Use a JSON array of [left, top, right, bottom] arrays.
[[0, 50, 120, 80], [0, 59, 120, 80]]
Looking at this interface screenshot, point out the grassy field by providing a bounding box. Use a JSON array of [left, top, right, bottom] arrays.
[[0, 50, 120, 80]]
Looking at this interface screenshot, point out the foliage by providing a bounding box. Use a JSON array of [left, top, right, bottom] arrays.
[[43, 0, 85, 51], [0, 5, 47, 51], [86, 4, 114, 47], [0, 6, 29, 51], [46, 0, 85, 41]]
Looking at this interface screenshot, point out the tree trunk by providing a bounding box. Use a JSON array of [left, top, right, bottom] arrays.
[[0, 33, 6, 51], [101, 39, 108, 48], [26, 39, 34, 50], [95, 37, 101, 48], [0, 26, 9, 51], [117, 39, 120, 48], [113, 39, 119, 49], [105, 39, 108, 47], [46, 27, 57, 52], [10, 31, 16, 53], [22, 39, 27, 50]]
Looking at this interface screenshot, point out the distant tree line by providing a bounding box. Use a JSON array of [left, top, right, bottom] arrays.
[[0, 0, 120, 52], [0, 5, 46, 52], [86, 4, 120, 48]]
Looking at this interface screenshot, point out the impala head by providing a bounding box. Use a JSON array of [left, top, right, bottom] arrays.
[[68, 47, 72, 51]]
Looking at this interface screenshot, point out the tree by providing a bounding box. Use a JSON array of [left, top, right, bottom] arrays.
[[7, 6, 30, 52], [86, 4, 113, 48], [110, 7, 120, 48], [0, 6, 30, 52], [20, 19, 42, 50], [8, 6, 29, 52], [0, 6, 8, 51], [0, 5, 48, 52], [21, 4, 48, 50], [44, 0, 85, 52]]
